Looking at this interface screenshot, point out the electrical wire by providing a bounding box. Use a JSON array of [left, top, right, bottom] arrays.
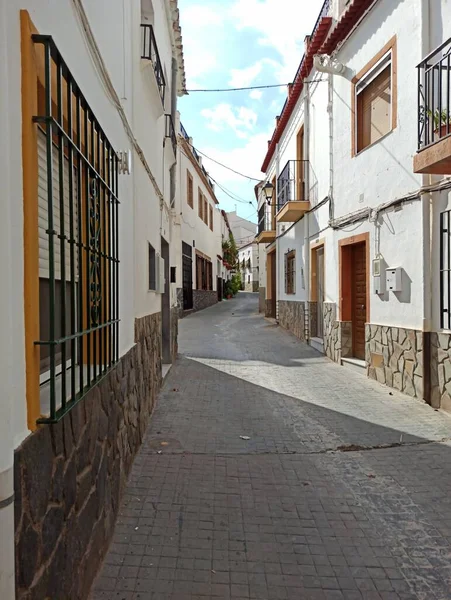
[[192, 147, 262, 182], [186, 83, 290, 92]]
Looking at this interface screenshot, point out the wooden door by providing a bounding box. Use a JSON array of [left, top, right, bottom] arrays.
[[296, 127, 304, 201], [316, 247, 325, 338], [270, 252, 277, 318], [351, 242, 367, 360]]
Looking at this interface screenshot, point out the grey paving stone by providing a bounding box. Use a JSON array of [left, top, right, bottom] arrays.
[[89, 294, 451, 600]]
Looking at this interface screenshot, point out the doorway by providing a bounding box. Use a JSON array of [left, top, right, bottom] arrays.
[[339, 234, 369, 362], [316, 247, 325, 338], [351, 242, 367, 360], [270, 251, 277, 318], [161, 237, 171, 364], [182, 242, 193, 310]]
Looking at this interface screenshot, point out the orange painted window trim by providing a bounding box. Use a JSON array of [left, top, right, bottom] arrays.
[[351, 36, 397, 157]]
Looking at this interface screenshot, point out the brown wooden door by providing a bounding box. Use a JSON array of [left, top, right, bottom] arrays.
[[351, 242, 367, 360], [270, 252, 277, 318]]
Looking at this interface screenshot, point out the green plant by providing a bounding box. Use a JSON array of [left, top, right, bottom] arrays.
[[230, 273, 242, 296], [224, 280, 233, 298], [428, 108, 451, 130]]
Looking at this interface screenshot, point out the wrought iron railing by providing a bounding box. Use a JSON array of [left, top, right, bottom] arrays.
[[180, 122, 190, 141], [141, 24, 166, 105], [277, 160, 308, 211], [32, 34, 120, 423], [165, 114, 177, 155], [418, 37, 451, 150], [258, 204, 273, 234]]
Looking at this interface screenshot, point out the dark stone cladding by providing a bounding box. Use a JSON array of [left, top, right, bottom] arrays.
[[14, 312, 162, 600], [193, 289, 217, 312], [265, 299, 273, 318], [278, 300, 306, 341], [259, 287, 266, 313]]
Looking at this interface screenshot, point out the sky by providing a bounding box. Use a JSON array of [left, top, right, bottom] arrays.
[[177, 0, 326, 224]]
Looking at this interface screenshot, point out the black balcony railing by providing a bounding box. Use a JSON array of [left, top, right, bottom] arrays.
[[418, 37, 451, 150], [258, 204, 272, 235], [277, 160, 308, 212], [165, 114, 177, 155], [141, 24, 166, 105]]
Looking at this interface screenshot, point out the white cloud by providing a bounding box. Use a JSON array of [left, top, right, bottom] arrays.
[[201, 103, 258, 139], [230, 0, 324, 83], [201, 130, 272, 186], [229, 62, 263, 87], [249, 90, 263, 100]]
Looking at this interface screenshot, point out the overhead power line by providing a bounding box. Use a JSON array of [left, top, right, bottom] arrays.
[[186, 83, 290, 92], [193, 147, 262, 182]]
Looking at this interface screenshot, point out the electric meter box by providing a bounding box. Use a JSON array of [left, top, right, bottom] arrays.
[[386, 267, 403, 293], [373, 258, 386, 295]]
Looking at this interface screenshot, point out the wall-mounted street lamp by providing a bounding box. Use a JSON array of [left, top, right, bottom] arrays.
[[263, 181, 274, 205]]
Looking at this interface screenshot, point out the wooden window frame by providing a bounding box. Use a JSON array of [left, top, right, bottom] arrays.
[[351, 36, 397, 157], [204, 197, 208, 225], [209, 205, 213, 231], [198, 188, 203, 220], [187, 170, 193, 209], [285, 250, 296, 295]]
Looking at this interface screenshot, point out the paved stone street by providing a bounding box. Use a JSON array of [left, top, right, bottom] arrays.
[[90, 293, 451, 600]]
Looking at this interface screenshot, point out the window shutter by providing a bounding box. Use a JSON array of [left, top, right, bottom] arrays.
[[38, 130, 78, 281], [357, 65, 391, 151]]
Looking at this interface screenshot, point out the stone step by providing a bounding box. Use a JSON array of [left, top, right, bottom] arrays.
[[341, 357, 367, 375], [310, 337, 324, 354]]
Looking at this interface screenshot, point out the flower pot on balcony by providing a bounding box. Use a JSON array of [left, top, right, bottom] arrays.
[[434, 124, 451, 139]]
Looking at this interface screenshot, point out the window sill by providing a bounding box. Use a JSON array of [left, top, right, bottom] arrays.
[[354, 127, 395, 157]]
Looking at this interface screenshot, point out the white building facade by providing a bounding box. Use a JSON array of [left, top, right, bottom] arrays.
[[238, 242, 260, 293], [257, 0, 451, 409], [175, 122, 226, 312], [0, 0, 185, 597]]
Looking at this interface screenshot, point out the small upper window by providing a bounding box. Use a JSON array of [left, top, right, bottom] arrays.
[[198, 189, 203, 220], [149, 243, 156, 290], [355, 50, 393, 153], [187, 170, 193, 209]]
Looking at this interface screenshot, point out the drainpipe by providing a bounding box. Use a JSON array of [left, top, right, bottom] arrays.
[[0, 0, 16, 595], [304, 80, 311, 340], [421, 0, 433, 404], [275, 143, 280, 322], [328, 72, 334, 222]]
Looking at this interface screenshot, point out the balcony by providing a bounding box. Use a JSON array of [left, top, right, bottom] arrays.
[[414, 38, 451, 174], [256, 204, 276, 244], [276, 160, 310, 222], [165, 114, 177, 155], [141, 24, 166, 105]]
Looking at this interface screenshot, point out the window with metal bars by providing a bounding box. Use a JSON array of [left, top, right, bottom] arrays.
[[33, 35, 120, 423], [285, 251, 296, 295], [440, 210, 451, 329]]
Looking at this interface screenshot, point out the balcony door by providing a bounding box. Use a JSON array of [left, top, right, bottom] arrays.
[[296, 127, 304, 201]]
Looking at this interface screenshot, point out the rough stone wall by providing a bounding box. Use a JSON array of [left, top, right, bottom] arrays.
[[193, 290, 217, 312], [176, 288, 183, 316], [14, 313, 162, 600], [171, 307, 179, 362], [278, 300, 306, 341], [265, 299, 274, 319], [366, 324, 423, 398], [259, 287, 266, 313], [323, 303, 352, 363], [324, 303, 339, 362], [431, 333, 451, 411], [309, 301, 318, 338]]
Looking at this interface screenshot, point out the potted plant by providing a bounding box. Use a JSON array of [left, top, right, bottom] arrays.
[[429, 108, 451, 139]]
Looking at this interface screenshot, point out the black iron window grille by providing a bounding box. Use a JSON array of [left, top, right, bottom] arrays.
[[440, 210, 451, 329], [141, 24, 166, 105], [165, 114, 177, 155], [285, 251, 296, 295], [277, 160, 307, 212], [418, 38, 451, 150], [32, 34, 120, 423]]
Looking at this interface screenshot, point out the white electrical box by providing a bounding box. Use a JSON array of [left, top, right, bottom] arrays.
[[155, 255, 166, 294], [386, 267, 402, 293], [373, 258, 386, 295]]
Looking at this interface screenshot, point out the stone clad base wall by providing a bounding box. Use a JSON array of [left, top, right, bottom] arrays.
[[278, 300, 306, 341], [431, 332, 451, 410], [366, 324, 423, 398], [14, 313, 163, 600], [193, 290, 217, 312], [259, 287, 266, 313], [244, 281, 259, 292], [323, 303, 352, 363]]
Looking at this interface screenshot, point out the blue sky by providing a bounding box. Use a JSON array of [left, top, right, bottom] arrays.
[[178, 0, 325, 223]]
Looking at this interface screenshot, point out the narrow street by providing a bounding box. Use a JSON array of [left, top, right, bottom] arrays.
[[91, 293, 451, 600]]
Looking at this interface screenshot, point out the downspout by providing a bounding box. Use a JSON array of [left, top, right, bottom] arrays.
[[328, 72, 334, 222], [421, 0, 433, 404], [275, 143, 280, 322], [304, 81, 311, 340]]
